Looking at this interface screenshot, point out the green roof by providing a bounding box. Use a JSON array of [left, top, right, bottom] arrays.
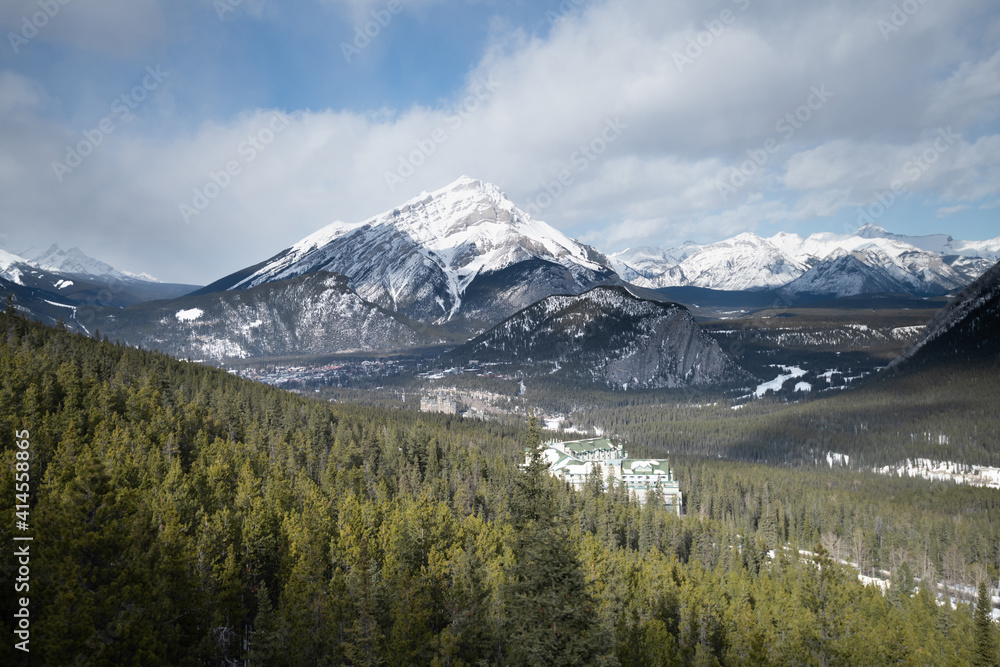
[[622, 459, 671, 476], [556, 437, 618, 454]]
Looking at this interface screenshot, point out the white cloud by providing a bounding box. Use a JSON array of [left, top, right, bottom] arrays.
[[1, 0, 999, 281]]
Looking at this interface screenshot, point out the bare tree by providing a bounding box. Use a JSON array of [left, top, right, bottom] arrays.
[[821, 532, 844, 563], [851, 528, 868, 573]]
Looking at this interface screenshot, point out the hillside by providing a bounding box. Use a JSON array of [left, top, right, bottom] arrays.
[[448, 285, 753, 389], [888, 259, 1000, 370], [93, 271, 442, 362]]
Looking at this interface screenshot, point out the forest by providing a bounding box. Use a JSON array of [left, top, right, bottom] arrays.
[[1, 308, 998, 665]]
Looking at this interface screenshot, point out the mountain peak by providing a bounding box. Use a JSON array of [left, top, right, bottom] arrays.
[[28, 244, 125, 279], [202, 176, 615, 326], [857, 223, 889, 238]]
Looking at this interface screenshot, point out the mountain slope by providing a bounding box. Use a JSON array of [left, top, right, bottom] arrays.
[[887, 260, 1000, 370], [196, 177, 616, 329], [448, 285, 753, 389], [780, 250, 914, 298], [95, 272, 439, 362]]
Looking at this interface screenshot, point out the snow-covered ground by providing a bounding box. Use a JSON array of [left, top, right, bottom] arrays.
[[175, 308, 204, 322], [825, 452, 850, 468], [754, 365, 806, 398], [874, 459, 1000, 489], [543, 414, 591, 435]]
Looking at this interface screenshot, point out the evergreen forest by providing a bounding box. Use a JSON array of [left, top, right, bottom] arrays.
[[1, 309, 998, 665]]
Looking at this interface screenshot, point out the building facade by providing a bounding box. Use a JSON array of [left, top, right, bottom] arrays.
[[420, 394, 457, 414], [531, 437, 682, 514]]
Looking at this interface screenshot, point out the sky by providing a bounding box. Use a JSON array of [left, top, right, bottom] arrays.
[[0, 0, 999, 285]]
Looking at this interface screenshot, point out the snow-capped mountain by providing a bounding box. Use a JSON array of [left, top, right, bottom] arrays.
[[27, 244, 138, 281], [447, 285, 753, 389], [611, 224, 994, 296], [0, 243, 198, 314], [0, 248, 32, 286], [779, 250, 913, 298], [198, 177, 616, 329], [887, 259, 1000, 370]]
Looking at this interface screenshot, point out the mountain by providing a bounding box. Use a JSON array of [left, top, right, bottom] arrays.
[[1, 244, 199, 312], [612, 225, 994, 296], [608, 244, 697, 285], [857, 223, 1000, 260], [447, 285, 753, 389], [28, 244, 134, 280], [196, 177, 617, 330], [94, 272, 440, 362], [887, 259, 1000, 370], [780, 249, 916, 298]]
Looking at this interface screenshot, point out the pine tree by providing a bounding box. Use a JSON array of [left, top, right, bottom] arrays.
[[974, 581, 998, 667], [248, 583, 282, 667]]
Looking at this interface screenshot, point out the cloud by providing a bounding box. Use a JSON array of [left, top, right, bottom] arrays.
[[0, 0, 167, 56], [1, 0, 999, 282]]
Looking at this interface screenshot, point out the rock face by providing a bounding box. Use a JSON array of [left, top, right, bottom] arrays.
[[888, 259, 1000, 370], [449, 285, 753, 389], [779, 251, 913, 298], [96, 272, 433, 361], [196, 176, 617, 331]]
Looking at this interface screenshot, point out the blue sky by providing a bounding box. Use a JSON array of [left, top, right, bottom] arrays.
[[1, 0, 999, 283]]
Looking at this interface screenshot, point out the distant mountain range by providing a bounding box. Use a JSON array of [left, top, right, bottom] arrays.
[[0, 245, 199, 330], [2, 177, 997, 379], [611, 224, 1000, 298]]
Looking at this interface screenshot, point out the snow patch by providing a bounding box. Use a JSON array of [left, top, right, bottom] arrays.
[[175, 308, 204, 322], [754, 365, 806, 398], [874, 459, 1000, 489]]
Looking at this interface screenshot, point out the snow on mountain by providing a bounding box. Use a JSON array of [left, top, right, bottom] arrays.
[[609, 244, 696, 286], [448, 285, 753, 389], [96, 272, 431, 362], [27, 244, 138, 281], [857, 223, 1000, 261], [202, 176, 615, 327], [780, 250, 913, 298], [613, 225, 984, 295], [887, 259, 1000, 370], [672, 233, 809, 291], [0, 248, 31, 284]]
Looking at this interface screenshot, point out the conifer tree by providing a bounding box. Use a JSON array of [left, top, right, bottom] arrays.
[[975, 581, 998, 667]]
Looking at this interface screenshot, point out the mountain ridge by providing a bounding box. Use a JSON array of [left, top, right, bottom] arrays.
[[612, 225, 997, 296], [448, 284, 753, 389]]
